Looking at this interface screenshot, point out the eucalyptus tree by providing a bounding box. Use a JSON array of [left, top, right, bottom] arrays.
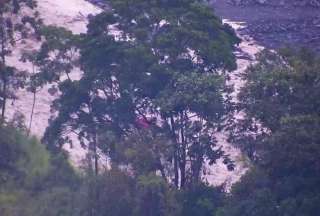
[[44, 0, 239, 187], [0, 0, 40, 119]]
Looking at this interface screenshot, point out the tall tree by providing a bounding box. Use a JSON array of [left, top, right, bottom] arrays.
[[43, 0, 239, 187]]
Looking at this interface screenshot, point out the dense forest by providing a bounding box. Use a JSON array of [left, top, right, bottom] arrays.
[[1, 0, 320, 215]]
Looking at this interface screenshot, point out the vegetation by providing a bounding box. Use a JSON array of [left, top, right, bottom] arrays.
[[1, 0, 320, 215], [0, 0, 41, 118], [219, 48, 320, 216], [42, 0, 239, 188]]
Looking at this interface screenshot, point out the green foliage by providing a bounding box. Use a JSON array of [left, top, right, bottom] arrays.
[[221, 49, 320, 216], [85, 168, 136, 216], [135, 173, 180, 216], [18, 136, 50, 184], [0, 123, 49, 185], [0, 0, 41, 118], [4, 1, 319, 215], [0, 124, 82, 216], [239, 49, 320, 131], [179, 183, 225, 216], [116, 129, 172, 177], [232, 48, 320, 160], [43, 0, 239, 188]]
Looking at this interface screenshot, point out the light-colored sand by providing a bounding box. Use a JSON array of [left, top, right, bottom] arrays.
[[6, 0, 101, 164], [206, 21, 264, 187]]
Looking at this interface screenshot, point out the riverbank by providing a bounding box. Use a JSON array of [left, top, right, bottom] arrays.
[[211, 0, 320, 52]]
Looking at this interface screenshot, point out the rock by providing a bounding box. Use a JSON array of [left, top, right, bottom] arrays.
[[256, 0, 267, 4], [230, 0, 320, 7]]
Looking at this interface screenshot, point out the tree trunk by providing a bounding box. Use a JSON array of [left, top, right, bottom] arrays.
[[180, 112, 186, 188], [93, 131, 99, 176], [0, 11, 7, 120], [170, 116, 179, 188], [27, 90, 36, 136], [1, 76, 6, 119]]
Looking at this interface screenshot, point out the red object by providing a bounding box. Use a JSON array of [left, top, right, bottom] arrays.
[[135, 117, 150, 129]]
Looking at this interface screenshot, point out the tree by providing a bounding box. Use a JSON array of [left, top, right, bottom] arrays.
[[179, 183, 225, 216], [20, 25, 79, 135], [0, 0, 41, 119], [43, 0, 239, 187], [0, 120, 83, 216], [134, 173, 180, 216], [230, 48, 320, 160], [220, 48, 320, 216]]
